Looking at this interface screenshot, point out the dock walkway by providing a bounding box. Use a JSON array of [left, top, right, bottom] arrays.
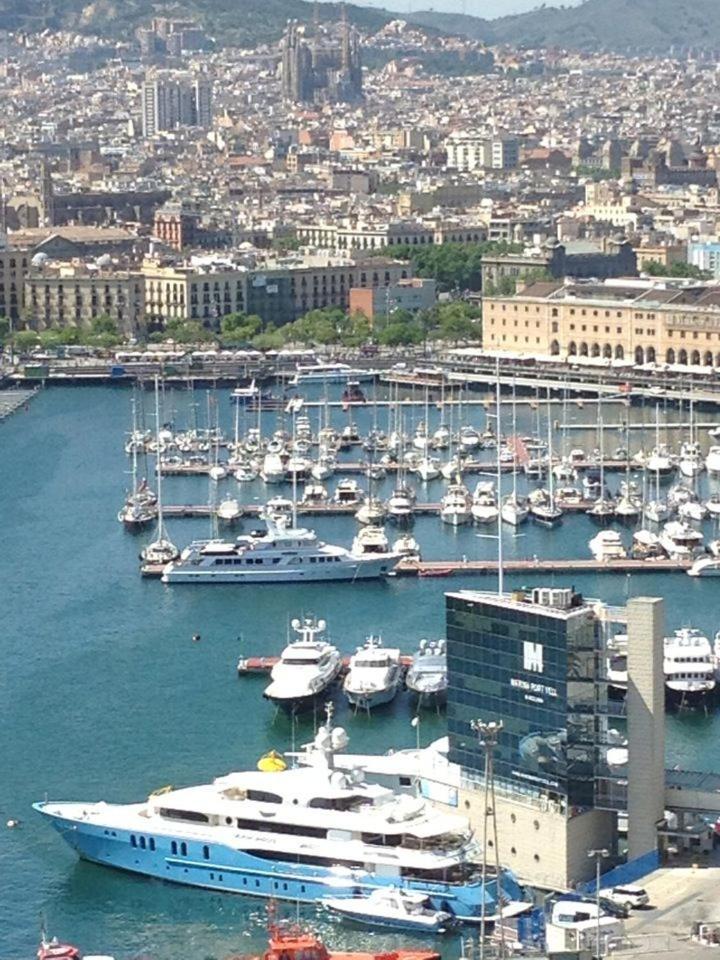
[[0, 388, 36, 421]]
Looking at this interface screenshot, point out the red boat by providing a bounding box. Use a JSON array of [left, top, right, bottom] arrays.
[[38, 938, 81, 960], [230, 923, 440, 960]]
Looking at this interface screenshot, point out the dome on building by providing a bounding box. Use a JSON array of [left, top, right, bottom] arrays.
[[96, 253, 112, 268], [31, 252, 49, 267]]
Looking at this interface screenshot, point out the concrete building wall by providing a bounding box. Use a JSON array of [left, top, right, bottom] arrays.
[[626, 597, 665, 862]]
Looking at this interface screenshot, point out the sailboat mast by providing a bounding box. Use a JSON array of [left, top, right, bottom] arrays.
[[496, 359, 504, 595], [154, 375, 165, 540]]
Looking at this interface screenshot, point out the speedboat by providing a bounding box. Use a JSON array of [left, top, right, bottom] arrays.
[[311, 454, 336, 481], [440, 484, 472, 526], [678, 499, 707, 522], [301, 482, 329, 505], [322, 887, 454, 933], [458, 425, 481, 452], [679, 441, 703, 478], [632, 529, 663, 558], [34, 709, 525, 921], [432, 424, 451, 450], [260, 452, 286, 484], [589, 530, 627, 561], [352, 525, 390, 555], [688, 556, 720, 577], [344, 636, 401, 710], [263, 617, 342, 713], [471, 481, 499, 524], [500, 493, 528, 527], [405, 639, 447, 707], [235, 462, 259, 482], [440, 456, 465, 481]]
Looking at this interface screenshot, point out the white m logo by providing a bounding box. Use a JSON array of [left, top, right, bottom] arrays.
[[523, 641, 543, 673]]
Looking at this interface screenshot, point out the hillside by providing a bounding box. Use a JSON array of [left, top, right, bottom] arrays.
[[0, 0, 391, 47], [409, 0, 720, 53]]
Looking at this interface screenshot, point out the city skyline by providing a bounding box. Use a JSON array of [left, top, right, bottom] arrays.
[[317, 0, 584, 18]]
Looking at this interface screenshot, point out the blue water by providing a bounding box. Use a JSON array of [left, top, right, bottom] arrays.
[[1, 384, 719, 959]]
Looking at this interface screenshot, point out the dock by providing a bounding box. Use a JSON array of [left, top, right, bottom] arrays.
[[161, 500, 600, 519], [0, 388, 37, 421], [394, 558, 691, 576], [237, 654, 414, 675]]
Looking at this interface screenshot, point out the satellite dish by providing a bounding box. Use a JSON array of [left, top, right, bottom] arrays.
[[291, 618, 300, 630], [420, 638, 428, 651], [318, 619, 326, 631]]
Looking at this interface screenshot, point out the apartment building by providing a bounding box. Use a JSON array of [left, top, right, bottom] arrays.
[[296, 219, 485, 252], [482, 278, 720, 366]]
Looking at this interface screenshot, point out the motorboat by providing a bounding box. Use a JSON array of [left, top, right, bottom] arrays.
[[230, 380, 261, 404], [678, 499, 707, 522], [386, 484, 416, 522], [458, 425, 481, 452], [405, 639, 447, 707], [582, 470, 602, 501], [37, 935, 82, 960], [586, 497, 616, 523], [393, 533, 421, 561], [344, 636, 402, 710], [688, 556, 720, 577], [679, 441, 704, 478], [311, 455, 336, 481], [664, 628, 716, 705], [363, 429, 387, 453], [589, 530, 627, 561], [660, 521, 704, 560], [263, 617, 342, 713], [301, 482, 329, 505], [632, 529, 664, 559], [333, 478, 363, 506], [352, 525, 390, 555], [471, 481, 499, 524], [340, 422, 360, 446], [668, 483, 694, 509], [264, 496, 294, 523], [553, 459, 577, 483], [500, 493, 529, 527], [260, 452, 286, 484], [440, 456, 465, 481], [162, 515, 399, 584], [530, 497, 563, 527], [291, 361, 370, 384], [646, 446, 674, 476], [644, 499, 671, 524], [342, 381, 367, 406], [235, 462, 259, 482], [209, 464, 228, 482], [286, 455, 312, 480], [217, 497, 242, 523], [432, 424, 451, 450], [413, 421, 430, 452], [706, 446, 720, 474], [356, 496, 387, 525], [415, 457, 441, 482], [365, 462, 387, 482], [321, 887, 454, 933], [440, 484, 472, 526], [706, 494, 720, 517], [555, 486, 584, 506]]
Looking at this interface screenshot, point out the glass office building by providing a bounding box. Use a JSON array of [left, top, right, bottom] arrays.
[[446, 587, 606, 809]]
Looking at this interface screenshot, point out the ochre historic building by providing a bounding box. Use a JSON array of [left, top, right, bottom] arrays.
[[482, 279, 720, 367]]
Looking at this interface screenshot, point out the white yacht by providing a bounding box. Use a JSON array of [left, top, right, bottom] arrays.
[[311, 454, 335, 481], [679, 440, 704, 478], [118, 497, 156, 529], [660, 520, 704, 560], [644, 499, 671, 524], [706, 446, 720, 474], [589, 530, 627, 561], [688, 556, 720, 577], [333, 478, 362, 506], [301, 482, 329, 505], [678, 499, 707, 522], [386, 484, 416, 522], [664, 628, 716, 705], [458, 425, 481, 452], [500, 493, 529, 527], [161, 515, 399, 584], [34, 711, 524, 921], [260, 452, 286, 484], [393, 533, 421, 561], [356, 496, 387, 525], [291, 361, 370, 384], [217, 497, 242, 523], [405, 639, 447, 707], [352, 525, 390, 555], [432, 424, 451, 450], [263, 617, 342, 713], [471, 481, 499, 524], [415, 457, 441, 482], [440, 484, 472, 526], [344, 636, 402, 710], [440, 455, 465, 481], [234, 461, 259, 482], [646, 446, 674, 476], [705, 494, 720, 517]]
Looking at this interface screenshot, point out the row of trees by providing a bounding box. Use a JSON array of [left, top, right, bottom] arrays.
[[0, 315, 124, 352], [391, 240, 523, 292]]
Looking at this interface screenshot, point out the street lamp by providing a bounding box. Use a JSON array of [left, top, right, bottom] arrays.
[[470, 719, 504, 960], [588, 847, 609, 959], [411, 714, 421, 752]]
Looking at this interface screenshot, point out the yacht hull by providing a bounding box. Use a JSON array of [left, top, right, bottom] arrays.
[[162, 556, 396, 583], [345, 683, 400, 710], [33, 803, 509, 923]]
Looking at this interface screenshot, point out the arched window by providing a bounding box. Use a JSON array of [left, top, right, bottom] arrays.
[[666, 348, 675, 364], [634, 346, 644, 364], [678, 349, 688, 365], [550, 339, 560, 355], [579, 342, 588, 356], [591, 343, 600, 357], [704, 351, 714, 366], [646, 346, 656, 363], [603, 344, 612, 359], [691, 350, 701, 365], [568, 341, 577, 356], [615, 345, 624, 360]]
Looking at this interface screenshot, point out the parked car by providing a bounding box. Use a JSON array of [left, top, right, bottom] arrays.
[[600, 885, 649, 909]]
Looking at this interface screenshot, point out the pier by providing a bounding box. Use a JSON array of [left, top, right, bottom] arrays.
[[161, 499, 600, 518], [0, 388, 37, 421], [395, 557, 691, 576], [237, 654, 414, 675]]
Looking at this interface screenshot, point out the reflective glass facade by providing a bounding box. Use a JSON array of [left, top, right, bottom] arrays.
[[446, 590, 606, 809]]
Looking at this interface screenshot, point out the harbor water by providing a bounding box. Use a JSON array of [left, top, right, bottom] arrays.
[[2, 384, 720, 958]]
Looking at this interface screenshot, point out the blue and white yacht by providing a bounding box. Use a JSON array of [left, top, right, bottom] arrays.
[[33, 712, 523, 922]]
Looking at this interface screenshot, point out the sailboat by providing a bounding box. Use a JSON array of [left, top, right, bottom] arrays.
[[501, 382, 528, 526], [140, 377, 179, 565], [644, 403, 671, 523], [679, 396, 703, 478], [119, 394, 157, 530], [587, 397, 615, 522], [530, 390, 563, 527]]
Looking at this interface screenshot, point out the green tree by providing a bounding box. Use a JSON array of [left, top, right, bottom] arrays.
[[643, 259, 711, 280], [252, 329, 286, 351], [0, 316, 10, 342], [13, 330, 40, 352], [221, 312, 263, 345], [389, 240, 523, 292], [165, 318, 215, 344]]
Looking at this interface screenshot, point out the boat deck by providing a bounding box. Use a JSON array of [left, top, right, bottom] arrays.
[[237, 654, 415, 675]]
